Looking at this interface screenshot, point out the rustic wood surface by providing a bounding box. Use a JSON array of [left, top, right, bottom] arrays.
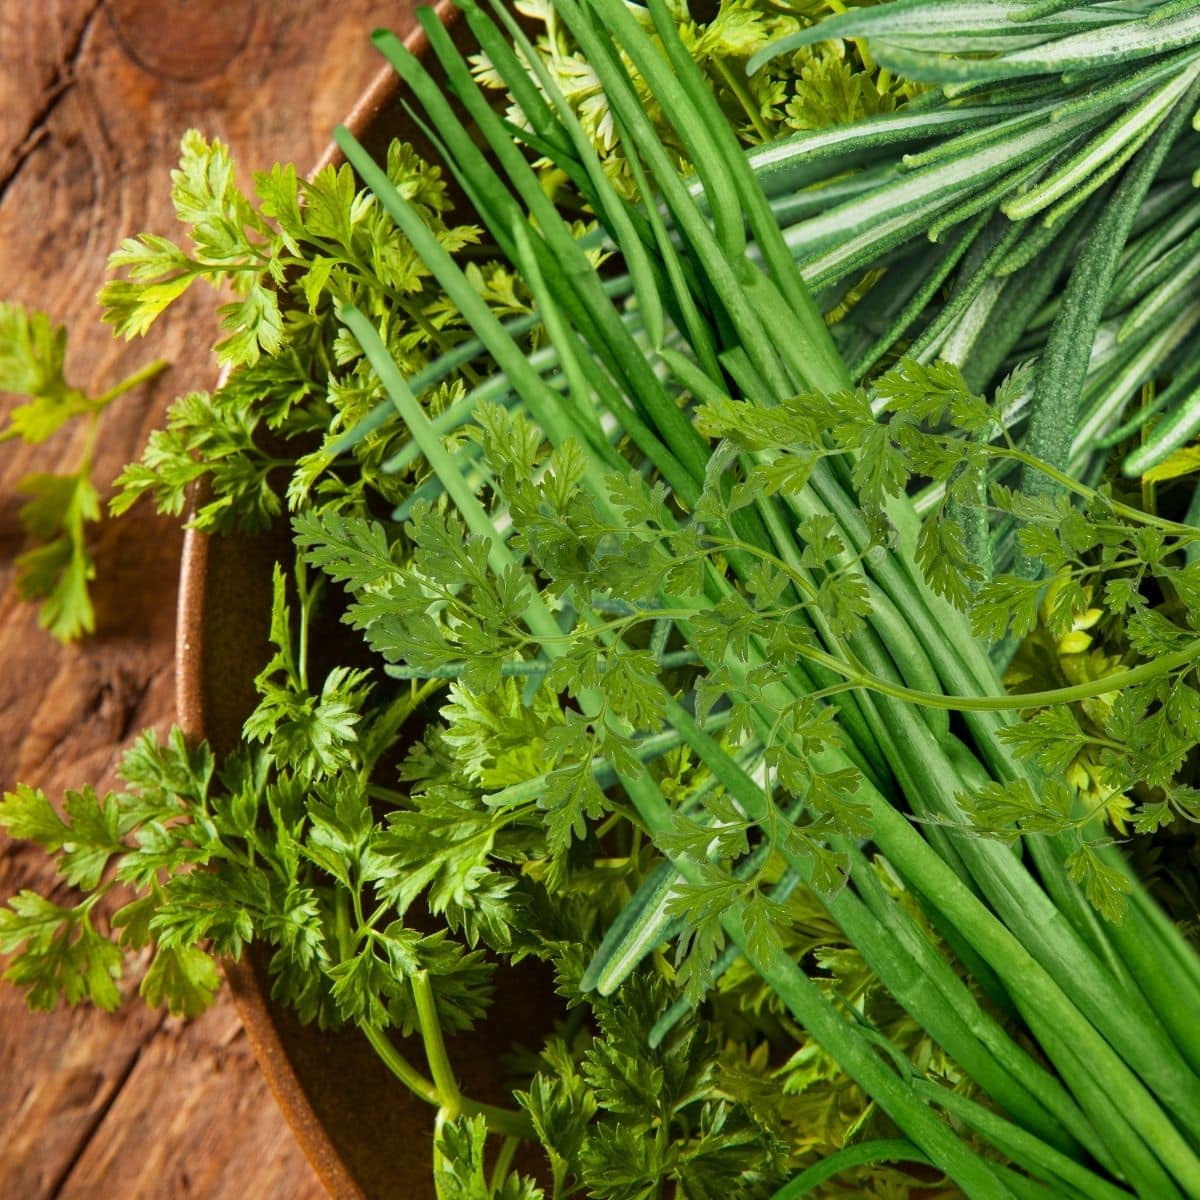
[[0, 3, 414, 1196]]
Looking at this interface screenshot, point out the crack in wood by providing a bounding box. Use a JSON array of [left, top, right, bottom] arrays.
[[0, 0, 106, 204], [45, 1010, 168, 1200]]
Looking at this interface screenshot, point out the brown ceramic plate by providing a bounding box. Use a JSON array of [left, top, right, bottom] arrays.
[[175, 8, 552, 1196]]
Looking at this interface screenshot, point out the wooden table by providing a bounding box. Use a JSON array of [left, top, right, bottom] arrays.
[[0, 4, 412, 1194]]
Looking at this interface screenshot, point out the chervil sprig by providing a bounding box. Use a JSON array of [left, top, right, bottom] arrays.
[[102, 132, 523, 532], [0, 300, 167, 640]]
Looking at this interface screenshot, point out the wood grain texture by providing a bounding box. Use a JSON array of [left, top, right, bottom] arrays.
[[0, 3, 414, 1196]]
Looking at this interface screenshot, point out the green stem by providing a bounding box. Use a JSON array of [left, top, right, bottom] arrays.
[[710, 56, 773, 142], [994, 445, 1200, 537], [412, 969, 464, 1115], [74, 412, 103, 480], [335, 896, 442, 1115], [361, 1023, 442, 1107], [409, 970, 534, 1139], [433, 1108, 449, 1182], [463, 1100, 533, 1141], [333, 889, 354, 957], [296, 571, 313, 692], [90, 358, 170, 409], [489, 1135, 520, 1191], [800, 639, 1199, 712], [335, 894, 531, 1139], [359, 980, 534, 1139]]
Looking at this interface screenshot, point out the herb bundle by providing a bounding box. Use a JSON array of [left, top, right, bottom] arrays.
[[3, 1, 1200, 1197]]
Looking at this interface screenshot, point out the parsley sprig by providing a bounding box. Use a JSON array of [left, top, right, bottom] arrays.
[[0, 564, 525, 1133], [0, 302, 167, 640]]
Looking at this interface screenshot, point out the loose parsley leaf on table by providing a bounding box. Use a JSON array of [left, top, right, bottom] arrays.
[[1, 302, 165, 639]]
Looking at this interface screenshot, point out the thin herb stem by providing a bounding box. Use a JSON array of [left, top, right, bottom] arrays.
[[489, 1136, 520, 1191], [995, 445, 1200, 536], [710, 57, 772, 142], [361, 1023, 442, 1106], [412, 969, 464, 1116], [361, 972, 532, 1139], [800, 639, 1199, 712], [91, 358, 170, 409]]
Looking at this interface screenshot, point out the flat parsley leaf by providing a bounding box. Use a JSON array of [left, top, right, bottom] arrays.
[[0, 302, 88, 443], [0, 892, 122, 1012]]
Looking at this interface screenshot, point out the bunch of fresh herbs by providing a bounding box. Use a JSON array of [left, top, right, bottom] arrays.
[[4, 1, 1200, 1197]]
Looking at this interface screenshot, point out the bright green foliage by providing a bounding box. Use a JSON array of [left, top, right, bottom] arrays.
[[139, 944, 222, 1019], [335, 0, 1200, 547], [0, 892, 123, 1011], [699, 353, 1200, 863], [317, 301, 1199, 939], [110, 375, 305, 532], [14, 470, 101, 641], [0, 560, 809, 1194], [7, 3, 1200, 1198], [104, 130, 289, 359], [0, 569, 494, 1035], [320, 3, 1200, 1191], [0, 301, 165, 639], [0, 733, 223, 1016], [103, 133, 521, 532], [102, 131, 482, 366], [0, 303, 88, 441], [741, 0, 1200, 507], [244, 566, 373, 781]]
